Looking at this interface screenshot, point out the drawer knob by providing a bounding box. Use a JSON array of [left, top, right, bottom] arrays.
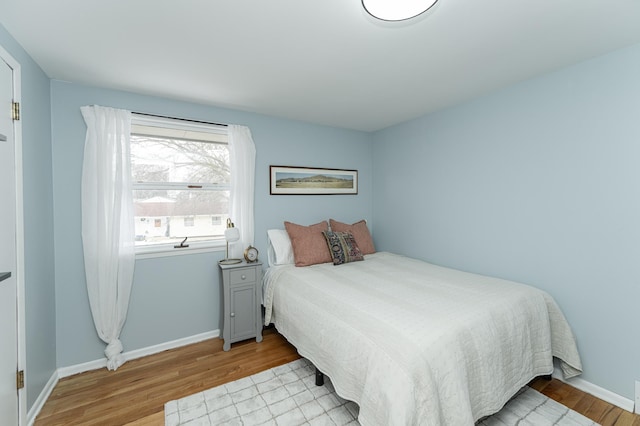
[[230, 312, 235, 317], [241, 275, 246, 280]]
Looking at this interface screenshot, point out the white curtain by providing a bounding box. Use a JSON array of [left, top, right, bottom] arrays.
[[228, 125, 256, 257], [80, 105, 136, 371]]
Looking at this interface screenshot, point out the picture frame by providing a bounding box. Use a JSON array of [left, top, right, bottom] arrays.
[[270, 166, 358, 195]]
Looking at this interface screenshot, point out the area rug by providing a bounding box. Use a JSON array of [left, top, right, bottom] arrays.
[[165, 358, 598, 426]]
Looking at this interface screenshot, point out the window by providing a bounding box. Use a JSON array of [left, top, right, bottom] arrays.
[[130, 114, 230, 251]]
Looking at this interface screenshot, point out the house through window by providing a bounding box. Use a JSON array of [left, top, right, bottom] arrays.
[[130, 114, 230, 250]]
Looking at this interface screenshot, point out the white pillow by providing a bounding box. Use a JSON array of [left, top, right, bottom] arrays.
[[267, 229, 295, 266]]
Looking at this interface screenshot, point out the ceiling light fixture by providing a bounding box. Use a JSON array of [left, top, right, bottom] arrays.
[[362, 0, 438, 21]]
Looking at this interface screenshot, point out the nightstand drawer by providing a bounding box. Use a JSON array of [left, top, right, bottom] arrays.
[[229, 268, 256, 285]]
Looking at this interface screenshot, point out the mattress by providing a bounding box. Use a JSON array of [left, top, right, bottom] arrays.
[[263, 252, 582, 426]]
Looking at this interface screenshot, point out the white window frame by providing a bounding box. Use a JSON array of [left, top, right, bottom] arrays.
[[131, 113, 230, 258]]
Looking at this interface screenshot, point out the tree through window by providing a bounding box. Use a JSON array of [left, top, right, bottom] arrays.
[[130, 114, 230, 249]]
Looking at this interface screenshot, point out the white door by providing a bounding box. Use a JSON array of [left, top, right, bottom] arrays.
[[0, 57, 19, 425]]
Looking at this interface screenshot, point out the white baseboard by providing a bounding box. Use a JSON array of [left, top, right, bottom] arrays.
[[57, 329, 220, 378], [26, 369, 58, 426], [552, 367, 635, 413], [28, 329, 220, 424]]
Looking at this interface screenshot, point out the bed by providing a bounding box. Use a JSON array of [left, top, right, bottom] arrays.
[[263, 245, 582, 425]]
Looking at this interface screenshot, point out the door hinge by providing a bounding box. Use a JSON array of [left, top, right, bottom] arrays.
[[16, 370, 24, 390], [12, 101, 20, 121]]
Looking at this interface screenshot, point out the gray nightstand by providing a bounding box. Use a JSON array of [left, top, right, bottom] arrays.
[[219, 261, 263, 351]]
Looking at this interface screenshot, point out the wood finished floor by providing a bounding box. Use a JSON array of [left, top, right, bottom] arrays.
[[35, 328, 640, 425]]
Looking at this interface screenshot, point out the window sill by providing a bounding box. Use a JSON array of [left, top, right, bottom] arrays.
[[135, 241, 225, 260]]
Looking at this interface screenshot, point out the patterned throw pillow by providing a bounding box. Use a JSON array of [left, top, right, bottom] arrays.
[[322, 231, 364, 265]]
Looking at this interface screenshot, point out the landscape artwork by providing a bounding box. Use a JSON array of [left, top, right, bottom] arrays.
[[270, 166, 358, 195]]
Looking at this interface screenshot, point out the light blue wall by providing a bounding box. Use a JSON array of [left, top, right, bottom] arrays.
[[50, 81, 373, 367], [0, 24, 56, 409], [372, 42, 640, 400]]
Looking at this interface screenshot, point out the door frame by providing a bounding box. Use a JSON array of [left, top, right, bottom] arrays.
[[0, 43, 26, 426]]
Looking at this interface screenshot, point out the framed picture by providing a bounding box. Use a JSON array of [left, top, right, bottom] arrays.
[[270, 166, 358, 195]]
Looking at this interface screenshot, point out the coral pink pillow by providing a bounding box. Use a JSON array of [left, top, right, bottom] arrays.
[[329, 219, 376, 255], [284, 221, 332, 267]]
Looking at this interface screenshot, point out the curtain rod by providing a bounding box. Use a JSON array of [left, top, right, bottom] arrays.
[[132, 111, 228, 127]]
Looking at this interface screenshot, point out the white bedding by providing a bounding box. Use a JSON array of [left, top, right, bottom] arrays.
[[263, 252, 582, 426]]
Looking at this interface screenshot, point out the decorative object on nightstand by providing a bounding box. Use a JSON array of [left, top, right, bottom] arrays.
[[219, 218, 242, 265], [244, 245, 259, 263], [219, 260, 263, 351]]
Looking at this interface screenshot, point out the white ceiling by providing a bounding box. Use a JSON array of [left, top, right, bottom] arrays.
[[2, 0, 640, 132]]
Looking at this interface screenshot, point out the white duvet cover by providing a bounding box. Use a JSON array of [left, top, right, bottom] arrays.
[[263, 252, 582, 426]]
